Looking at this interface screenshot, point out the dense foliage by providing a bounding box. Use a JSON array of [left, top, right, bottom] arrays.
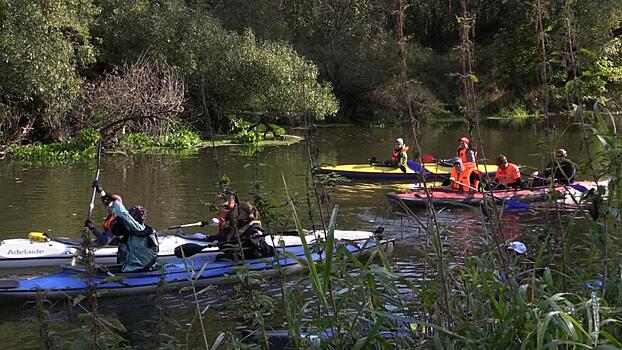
[[0, 0, 620, 143], [0, 0, 97, 142]]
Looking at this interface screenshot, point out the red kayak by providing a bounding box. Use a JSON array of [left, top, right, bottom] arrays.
[[386, 180, 607, 208]]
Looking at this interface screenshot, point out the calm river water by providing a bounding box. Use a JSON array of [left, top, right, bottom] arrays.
[[0, 122, 597, 348]]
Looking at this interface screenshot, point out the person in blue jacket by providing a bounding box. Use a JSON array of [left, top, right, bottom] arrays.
[[93, 182, 159, 272]]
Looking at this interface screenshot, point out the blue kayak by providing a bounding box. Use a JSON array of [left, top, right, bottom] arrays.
[[0, 237, 394, 301], [249, 326, 413, 349]]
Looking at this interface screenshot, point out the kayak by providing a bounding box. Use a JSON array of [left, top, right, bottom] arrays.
[[387, 180, 607, 208], [0, 234, 206, 269], [0, 236, 394, 301], [317, 161, 498, 181], [256, 328, 413, 349], [0, 229, 376, 269]]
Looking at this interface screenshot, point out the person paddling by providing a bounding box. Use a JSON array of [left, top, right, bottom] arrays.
[[92, 183, 159, 272], [443, 157, 481, 192], [457, 136, 477, 164], [84, 180, 121, 246], [190, 189, 238, 243], [388, 137, 409, 173], [490, 155, 522, 189], [216, 201, 275, 260], [532, 148, 576, 186], [235, 202, 275, 259]]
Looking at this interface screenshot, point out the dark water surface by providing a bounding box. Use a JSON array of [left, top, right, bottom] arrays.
[[0, 124, 596, 348]]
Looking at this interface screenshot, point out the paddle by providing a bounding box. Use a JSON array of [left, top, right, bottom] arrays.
[[422, 153, 456, 167], [86, 143, 102, 224], [569, 183, 589, 192], [173, 229, 309, 258], [368, 157, 385, 167], [74, 141, 102, 266], [168, 217, 223, 230], [168, 221, 204, 230], [523, 172, 589, 192], [451, 179, 529, 210], [174, 242, 214, 258]]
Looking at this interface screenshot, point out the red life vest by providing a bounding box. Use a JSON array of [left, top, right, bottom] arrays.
[[391, 145, 409, 162], [103, 214, 115, 231], [218, 195, 237, 232], [495, 162, 521, 184]]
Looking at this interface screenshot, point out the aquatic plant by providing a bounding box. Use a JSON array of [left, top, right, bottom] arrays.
[[32, 291, 57, 350], [120, 126, 202, 152], [5, 125, 202, 163], [6, 128, 100, 163], [233, 129, 262, 145]]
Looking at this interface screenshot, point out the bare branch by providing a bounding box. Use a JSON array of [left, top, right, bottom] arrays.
[[84, 56, 185, 139]]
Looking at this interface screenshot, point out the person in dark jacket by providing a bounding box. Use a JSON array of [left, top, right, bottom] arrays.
[[218, 201, 275, 260], [532, 148, 576, 186]]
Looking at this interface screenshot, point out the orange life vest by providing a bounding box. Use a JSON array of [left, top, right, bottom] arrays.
[[495, 162, 521, 184], [450, 166, 480, 192], [457, 147, 477, 164], [391, 145, 409, 162], [463, 161, 477, 169]]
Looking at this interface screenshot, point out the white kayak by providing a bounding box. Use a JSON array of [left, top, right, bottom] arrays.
[[0, 229, 377, 269]]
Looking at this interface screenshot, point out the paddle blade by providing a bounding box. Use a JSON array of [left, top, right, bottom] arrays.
[[504, 199, 529, 210], [422, 153, 435, 163], [0, 280, 19, 289], [569, 183, 588, 192], [407, 159, 422, 172], [174, 243, 207, 258]]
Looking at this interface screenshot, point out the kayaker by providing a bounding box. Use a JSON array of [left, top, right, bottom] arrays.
[[386, 137, 409, 173], [113, 204, 159, 272], [532, 148, 576, 186], [215, 188, 238, 235], [445, 157, 481, 192], [219, 201, 275, 260], [84, 180, 121, 246], [93, 183, 159, 272], [237, 201, 275, 259], [456, 136, 477, 164], [491, 155, 522, 189], [197, 189, 239, 243]]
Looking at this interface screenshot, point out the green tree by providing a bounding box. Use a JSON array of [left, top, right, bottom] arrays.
[[280, 0, 401, 121], [0, 0, 97, 142], [92, 0, 338, 130]]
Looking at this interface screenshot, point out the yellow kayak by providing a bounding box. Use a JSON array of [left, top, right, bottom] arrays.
[[317, 161, 498, 181]]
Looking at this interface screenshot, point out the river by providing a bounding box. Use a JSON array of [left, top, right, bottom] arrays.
[[0, 122, 598, 348]]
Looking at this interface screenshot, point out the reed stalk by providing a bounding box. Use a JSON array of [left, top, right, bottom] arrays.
[[34, 290, 55, 350], [179, 249, 210, 349]]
